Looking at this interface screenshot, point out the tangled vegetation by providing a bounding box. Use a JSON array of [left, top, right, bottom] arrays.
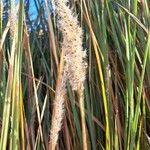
[[0, 0, 150, 149]]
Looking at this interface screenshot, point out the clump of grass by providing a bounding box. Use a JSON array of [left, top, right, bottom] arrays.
[[0, 0, 149, 149]]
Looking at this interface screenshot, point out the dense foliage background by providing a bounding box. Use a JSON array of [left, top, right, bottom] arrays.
[[0, 0, 150, 149]]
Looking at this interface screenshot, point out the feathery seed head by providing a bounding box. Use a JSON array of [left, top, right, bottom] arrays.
[[54, 0, 87, 90], [10, 0, 17, 37], [50, 79, 66, 147]]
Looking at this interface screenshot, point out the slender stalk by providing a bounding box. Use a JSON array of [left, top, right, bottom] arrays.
[[78, 84, 87, 150]]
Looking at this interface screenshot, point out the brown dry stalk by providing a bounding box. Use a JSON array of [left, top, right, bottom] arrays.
[[49, 0, 87, 149], [78, 83, 87, 150]]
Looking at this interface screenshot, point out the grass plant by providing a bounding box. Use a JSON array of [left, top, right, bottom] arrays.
[[0, 0, 150, 149]]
